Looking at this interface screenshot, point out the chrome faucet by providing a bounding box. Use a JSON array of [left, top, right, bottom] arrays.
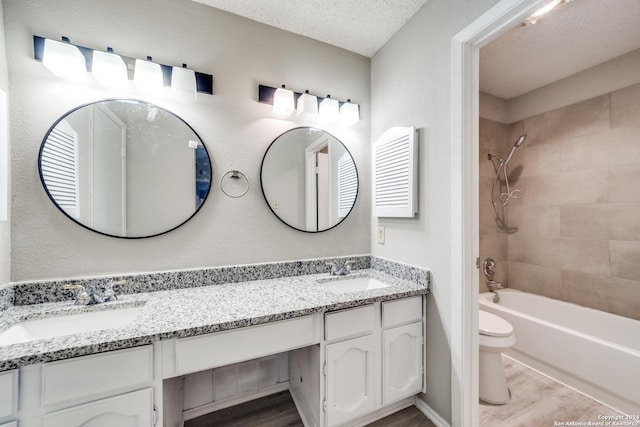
[[486, 280, 504, 292], [63, 280, 124, 305], [63, 284, 91, 305], [483, 258, 504, 303], [325, 260, 354, 276], [486, 280, 504, 303]]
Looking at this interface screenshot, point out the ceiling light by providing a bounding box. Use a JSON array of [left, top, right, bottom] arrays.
[[273, 85, 294, 115], [339, 99, 360, 126], [319, 95, 340, 122], [134, 57, 164, 92], [526, 0, 565, 24], [42, 38, 87, 81], [91, 49, 128, 87], [296, 90, 318, 120]]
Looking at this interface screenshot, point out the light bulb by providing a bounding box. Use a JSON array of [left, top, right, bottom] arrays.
[[296, 90, 318, 120], [339, 100, 360, 126], [273, 85, 294, 115], [134, 58, 164, 92], [319, 95, 339, 122], [92, 50, 128, 87], [171, 64, 196, 95], [42, 39, 87, 81]]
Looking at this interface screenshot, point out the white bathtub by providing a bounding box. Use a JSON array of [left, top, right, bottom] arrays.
[[480, 289, 640, 415]]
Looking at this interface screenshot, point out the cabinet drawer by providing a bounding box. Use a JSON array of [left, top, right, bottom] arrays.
[[382, 296, 422, 328], [176, 316, 316, 375], [43, 387, 153, 427], [0, 369, 17, 418], [42, 345, 153, 406], [325, 305, 375, 342]]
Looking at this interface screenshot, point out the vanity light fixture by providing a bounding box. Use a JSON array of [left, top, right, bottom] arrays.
[[42, 37, 87, 81], [319, 95, 340, 122], [296, 90, 318, 120], [258, 84, 359, 126], [33, 35, 214, 95], [273, 85, 295, 116], [91, 48, 128, 87], [339, 99, 360, 126]]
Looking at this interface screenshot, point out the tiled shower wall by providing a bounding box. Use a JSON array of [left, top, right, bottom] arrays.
[[479, 83, 640, 320], [479, 118, 510, 293]]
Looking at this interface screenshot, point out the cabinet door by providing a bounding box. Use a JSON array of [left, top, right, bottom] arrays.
[[43, 388, 153, 427], [0, 369, 17, 418], [325, 334, 378, 427], [382, 321, 423, 404]]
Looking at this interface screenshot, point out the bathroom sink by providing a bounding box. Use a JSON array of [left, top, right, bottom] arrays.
[[317, 275, 390, 294], [0, 306, 144, 346]]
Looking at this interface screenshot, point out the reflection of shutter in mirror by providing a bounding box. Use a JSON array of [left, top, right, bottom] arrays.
[[338, 153, 357, 218], [40, 119, 79, 219]]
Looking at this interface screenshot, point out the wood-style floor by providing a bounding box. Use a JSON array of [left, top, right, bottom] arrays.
[[186, 356, 635, 427], [480, 356, 637, 427], [184, 391, 436, 427]]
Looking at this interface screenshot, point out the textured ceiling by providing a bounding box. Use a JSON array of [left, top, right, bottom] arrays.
[[192, 0, 429, 57], [193, 0, 640, 97], [480, 0, 640, 99]]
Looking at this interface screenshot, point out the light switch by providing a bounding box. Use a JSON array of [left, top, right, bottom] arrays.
[[377, 226, 385, 244], [273, 200, 279, 209]]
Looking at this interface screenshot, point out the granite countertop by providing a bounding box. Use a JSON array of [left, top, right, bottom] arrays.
[[0, 269, 428, 372]]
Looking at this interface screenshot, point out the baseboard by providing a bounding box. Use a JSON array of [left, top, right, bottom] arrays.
[[348, 398, 414, 427], [414, 397, 451, 427], [183, 382, 290, 421]]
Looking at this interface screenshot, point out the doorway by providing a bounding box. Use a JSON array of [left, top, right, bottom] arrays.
[[450, 1, 545, 425]]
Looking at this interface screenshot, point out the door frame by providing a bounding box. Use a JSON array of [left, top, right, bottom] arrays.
[[449, 0, 547, 425]]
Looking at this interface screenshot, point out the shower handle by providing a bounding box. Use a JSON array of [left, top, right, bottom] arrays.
[[482, 258, 496, 278]]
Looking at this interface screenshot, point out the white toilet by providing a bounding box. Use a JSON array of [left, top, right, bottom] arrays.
[[479, 310, 516, 404]]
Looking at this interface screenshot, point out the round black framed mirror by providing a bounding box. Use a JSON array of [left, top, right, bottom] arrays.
[[39, 99, 212, 238], [260, 127, 358, 232]]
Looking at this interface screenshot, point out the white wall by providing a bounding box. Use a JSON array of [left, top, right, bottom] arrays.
[[371, 0, 499, 422], [0, 1, 9, 285], [4, 0, 371, 281]]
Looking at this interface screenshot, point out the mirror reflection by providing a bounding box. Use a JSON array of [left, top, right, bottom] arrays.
[[260, 127, 358, 232], [39, 99, 212, 238]]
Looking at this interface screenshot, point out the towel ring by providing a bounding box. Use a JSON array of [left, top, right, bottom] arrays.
[[220, 170, 249, 198]]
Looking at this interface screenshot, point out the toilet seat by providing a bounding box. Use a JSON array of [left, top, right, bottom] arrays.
[[479, 310, 513, 337]]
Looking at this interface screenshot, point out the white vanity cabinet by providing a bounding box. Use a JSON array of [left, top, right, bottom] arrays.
[[16, 345, 155, 427], [0, 369, 18, 425], [381, 297, 424, 405], [42, 388, 153, 427], [324, 306, 379, 427], [291, 295, 424, 427]]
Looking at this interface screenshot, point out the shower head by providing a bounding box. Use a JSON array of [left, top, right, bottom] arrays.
[[504, 134, 526, 164]]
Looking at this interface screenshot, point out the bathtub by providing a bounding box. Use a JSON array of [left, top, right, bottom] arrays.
[[480, 289, 640, 415]]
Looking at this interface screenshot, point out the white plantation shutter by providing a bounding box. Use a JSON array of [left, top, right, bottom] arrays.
[[372, 126, 418, 217], [40, 120, 79, 218], [337, 152, 357, 217]]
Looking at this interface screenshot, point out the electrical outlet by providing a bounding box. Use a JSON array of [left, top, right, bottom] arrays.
[[377, 226, 385, 244]]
